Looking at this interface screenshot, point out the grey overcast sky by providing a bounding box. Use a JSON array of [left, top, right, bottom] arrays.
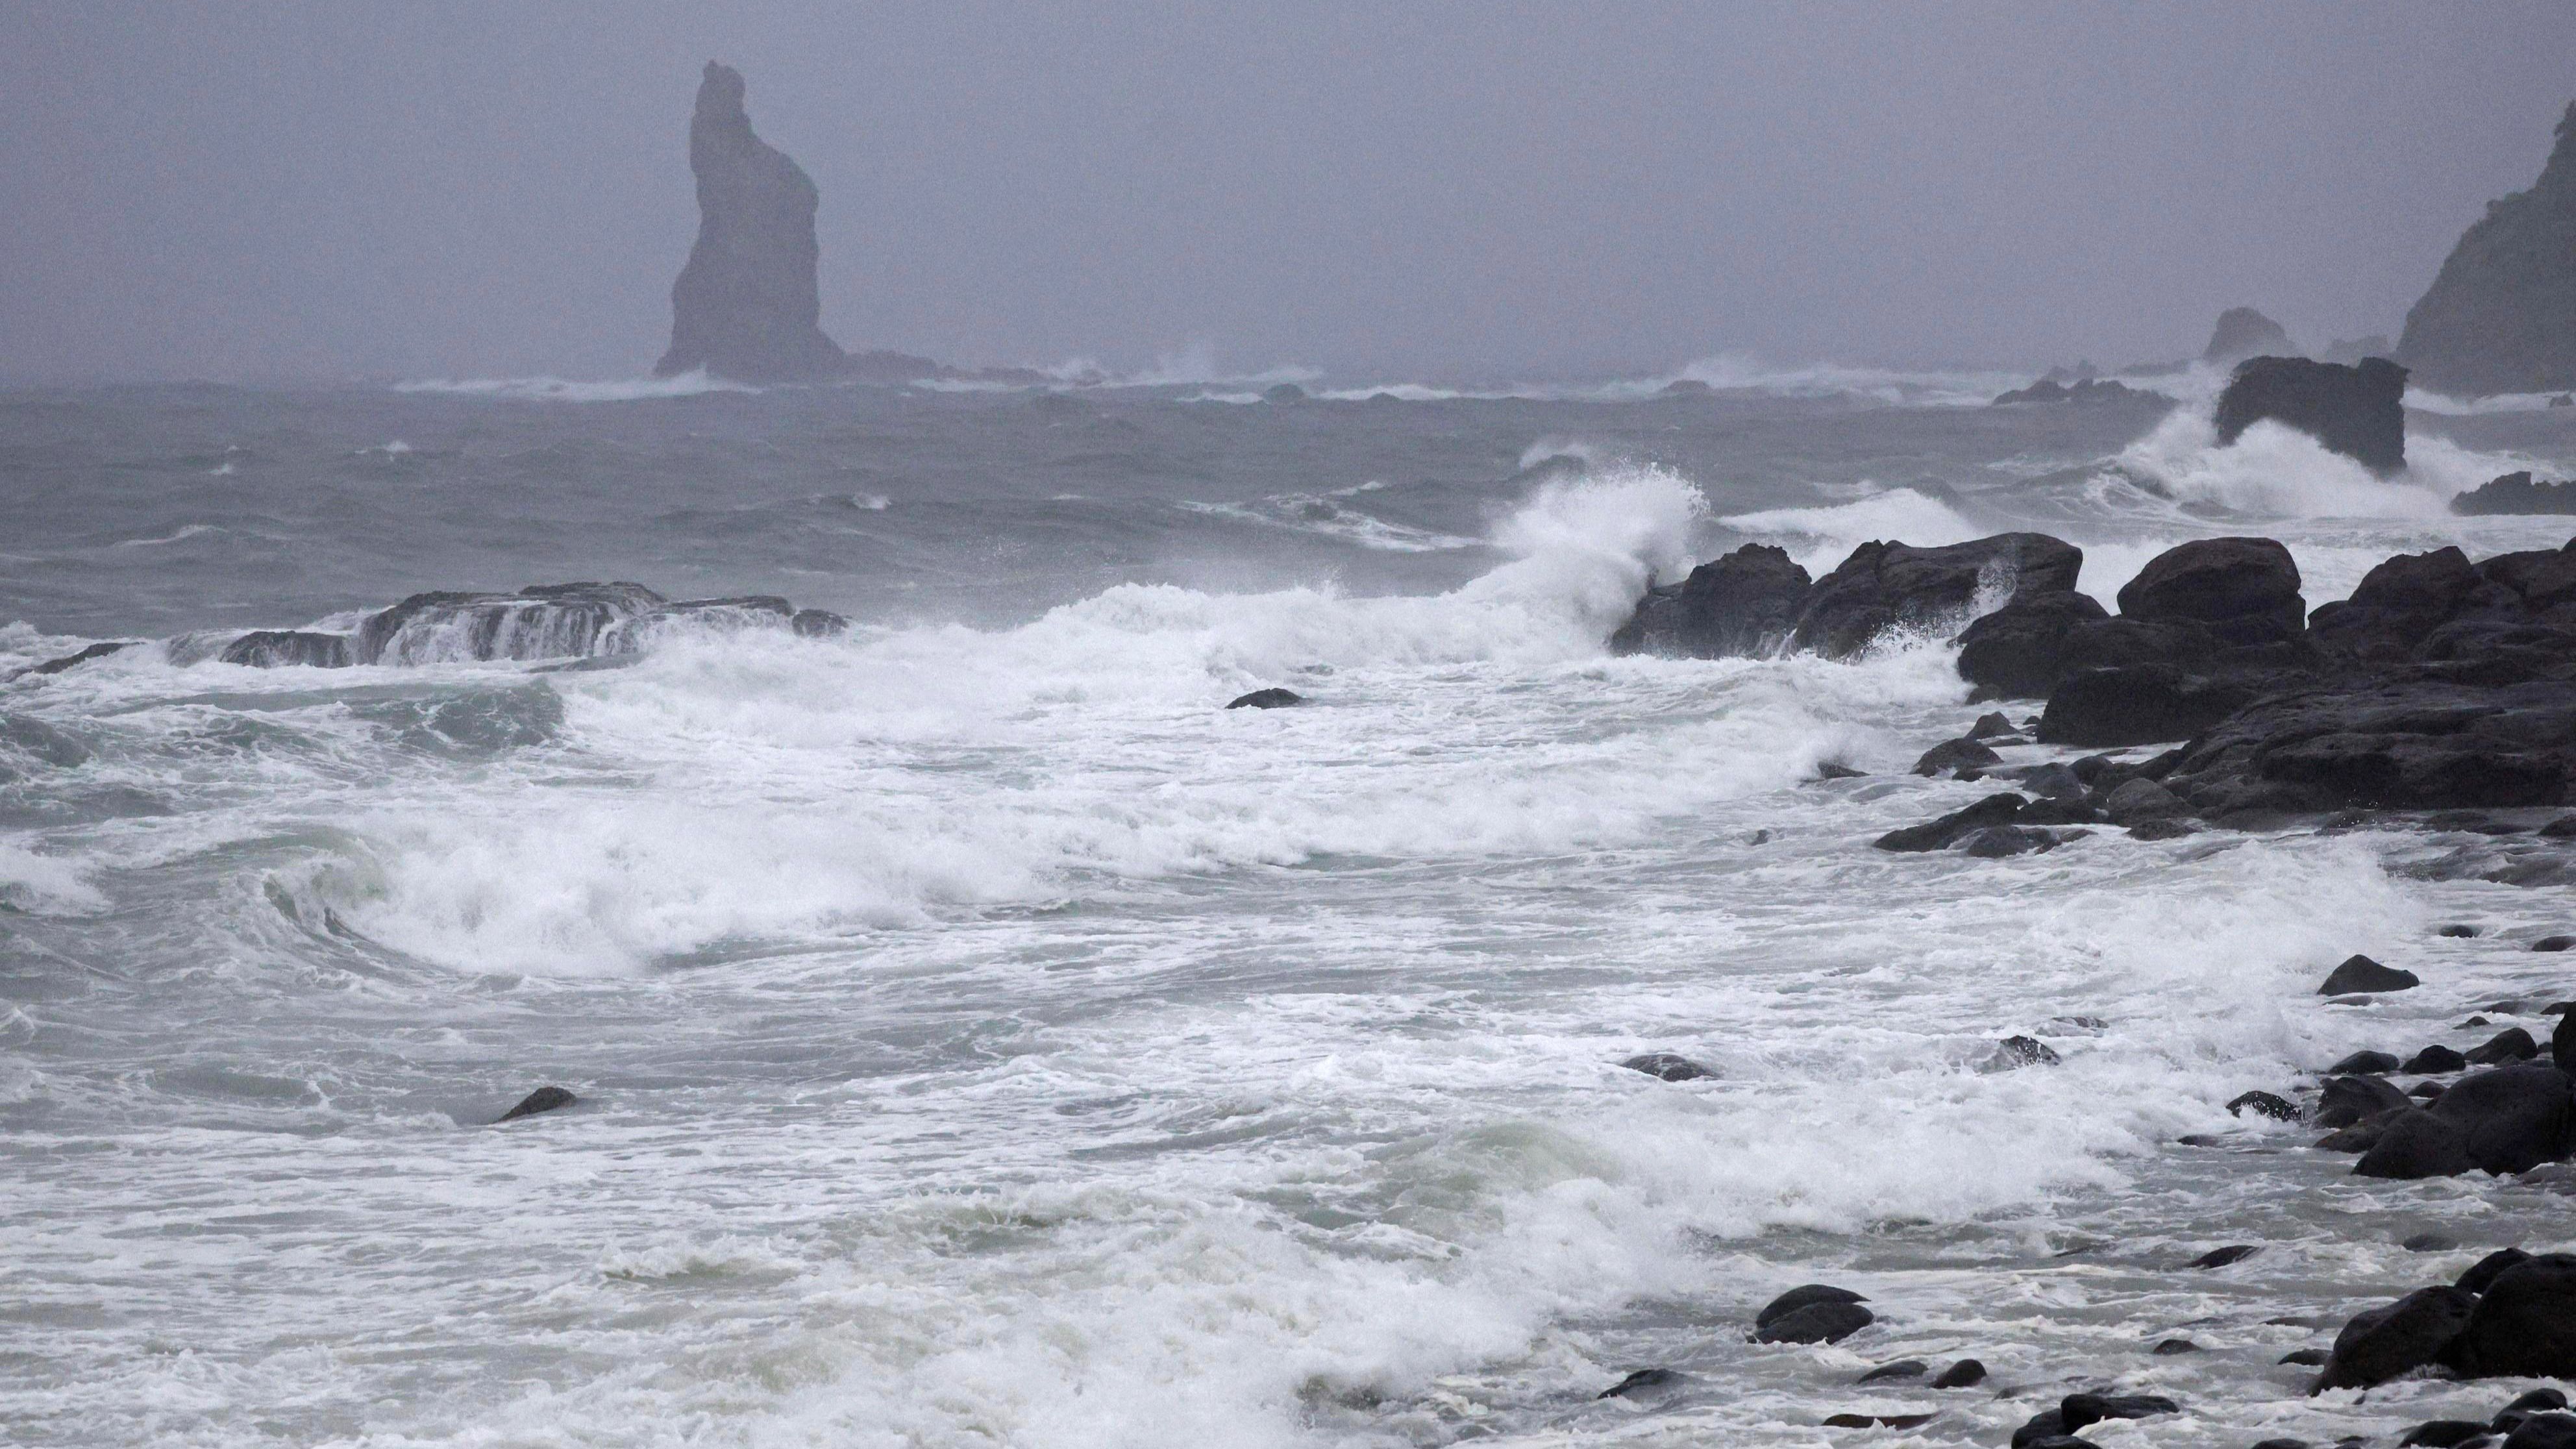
[[5, 2, 2573, 384]]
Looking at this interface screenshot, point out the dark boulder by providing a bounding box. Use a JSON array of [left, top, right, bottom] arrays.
[[1957, 591, 2113, 697], [2192, 1244, 2260, 1269], [2312, 1285, 2479, 1391], [2314, 1072, 2412, 1128], [2396, 101, 2576, 397], [2318, 955, 2419, 996], [2116, 537, 2309, 647], [1753, 1284, 1872, 1344], [1790, 533, 2084, 659], [2539, 935, 2576, 952], [2406, 1421, 2498, 1447], [2353, 1108, 2474, 1179], [2404, 1045, 2470, 1074], [2558, 1009, 2576, 1071], [1855, 1359, 1926, 1383], [2455, 472, 2576, 517], [1931, 1359, 1985, 1388], [1611, 544, 1813, 658], [2451, 1253, 2576, 1378], [2020, 1393, 2177, 1445], [496, 1085, 577, 1122], [1873, 793, 2025, 852], [1752, 1300, 1873, 1344], [789, 608, 850, 638], [2425, 1061, 2575, 1173], [1226, 688, 1303, 710], [2328, 1050, 2401, 1075], [1913, 737, 2001, 778], [2460, 1248, 2532, 1295], [2507, 1414, 2576, 1449], [1960, 824, 2063, 857], [2215, 356, 2408, 477], [2309, 547, 2487, 661], [2036, 665, 2252, 747], [1620, 1052, 1715, 1082], [217, 630, 353, 669], [2465, 1027, 2540, 1065], [2102, 778, 2187, 825]]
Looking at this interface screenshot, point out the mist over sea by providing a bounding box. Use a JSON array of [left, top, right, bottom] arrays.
[[6, 370, 2576, 1446]]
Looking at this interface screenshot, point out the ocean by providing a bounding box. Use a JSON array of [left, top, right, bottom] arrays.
[[5, 365, 2576, 1446]]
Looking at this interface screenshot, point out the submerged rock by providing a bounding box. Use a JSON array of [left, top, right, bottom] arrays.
[[1913, 737, 2001, 778], [656, 62, 855, 382], [496, 1085, 577, 1122], [1855, 1359, 1926, 1383], [358, 582, 667, 665], [2192, 1244, 2260, 1268], [1983, 1035, 2062, 1070], [1225, 688, 1303, 710], [2215, 356, 2408, 477], [217, 630, 351, 669], [1872, 793, 2026, 852], [1620, 1052, 1715, 1082], [5, 639, 139, 680], [1598, 1367, 1679, 1399], [2398, 101, 2576, 397]]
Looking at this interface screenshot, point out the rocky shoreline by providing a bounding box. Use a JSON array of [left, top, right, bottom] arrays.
[[1607, 519, 2576, 1444]]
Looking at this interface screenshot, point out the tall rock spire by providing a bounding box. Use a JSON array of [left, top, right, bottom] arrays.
[[2396, 100, 2576, 397], [653, 62, 850, 382]]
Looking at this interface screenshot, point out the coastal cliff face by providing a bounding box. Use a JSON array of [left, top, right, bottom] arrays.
[[2398, 101, 2576, 397], [654, 62, 849, 382]]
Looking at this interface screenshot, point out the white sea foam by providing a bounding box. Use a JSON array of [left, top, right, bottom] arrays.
[[2112, 405, 2536, 519], [0, 840, 107, 915], [1718, 486, 1987, 576], [392, 371, 758, 402], [1672, 353, 2026, 407]]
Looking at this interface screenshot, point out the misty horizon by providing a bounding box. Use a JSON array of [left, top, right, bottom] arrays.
[[7, 3, 2576, 385]]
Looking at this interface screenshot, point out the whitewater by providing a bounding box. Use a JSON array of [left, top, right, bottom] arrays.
[[5, 375, 2576, 1447]]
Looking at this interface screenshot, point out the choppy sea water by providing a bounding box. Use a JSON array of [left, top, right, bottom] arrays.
[[5, 369, 2576, 1447]]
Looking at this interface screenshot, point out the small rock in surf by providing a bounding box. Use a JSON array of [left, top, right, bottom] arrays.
[[1225, 688, 1303, 710], [497, 1085, 578, 1122]]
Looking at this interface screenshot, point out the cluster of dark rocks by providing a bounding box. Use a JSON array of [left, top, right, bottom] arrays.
[[1991, 377, 2171, 408], [1620, 521, 2576, 830]]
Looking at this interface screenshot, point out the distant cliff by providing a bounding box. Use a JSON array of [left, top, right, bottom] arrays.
[[2397, 100, 2576, 397], [654, 62, 853, 383]]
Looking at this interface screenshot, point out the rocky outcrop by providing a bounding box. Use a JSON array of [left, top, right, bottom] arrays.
[[2203, 307, 2296, 364], [2455, 471, 2576, 515], [2214, 356, 2409, 476], [655, 62, 854, 384], [1789, 534, 2081, 658], [1611, 533, 2083, 663], [178, 582, 850, 672], [2116, 537, 2307, 645], [1610, 544, 1811, 658], [2399, 101, 2576, 397]]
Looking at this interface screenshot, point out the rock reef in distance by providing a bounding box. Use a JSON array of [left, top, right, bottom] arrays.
[[2203, 307, 2296, 365], [2399, 100, 2576, 396], [2455, 471, 2576, 517]]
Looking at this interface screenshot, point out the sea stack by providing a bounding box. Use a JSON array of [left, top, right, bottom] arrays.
[[2202, 307, 2296, 365], [654, 62, 850, 383], [2398, 100, 2576, 396]]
